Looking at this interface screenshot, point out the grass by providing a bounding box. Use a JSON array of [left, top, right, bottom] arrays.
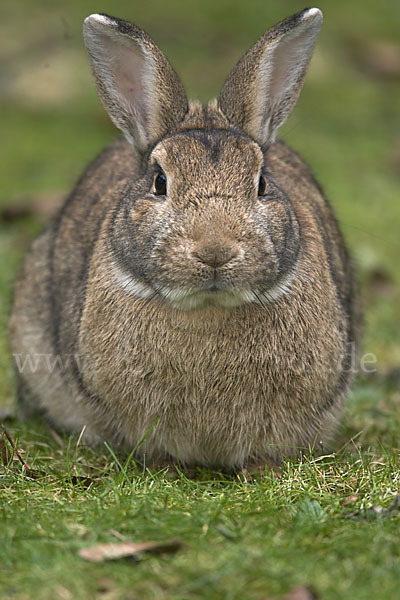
[[1, 0, 400, 598], [1, 408, 400, 600]]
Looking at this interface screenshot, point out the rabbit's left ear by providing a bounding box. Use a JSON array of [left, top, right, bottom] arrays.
[[83, 14, 188, 153], [218, 8, 322, 149]]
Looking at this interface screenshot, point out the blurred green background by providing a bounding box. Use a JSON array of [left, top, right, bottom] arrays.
[[1, 0, 400, 411]]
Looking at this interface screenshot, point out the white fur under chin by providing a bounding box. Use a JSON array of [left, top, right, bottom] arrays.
[[112, 262, 154, 299], [161, 287, 257, 310], [112, 262, 295, 310]]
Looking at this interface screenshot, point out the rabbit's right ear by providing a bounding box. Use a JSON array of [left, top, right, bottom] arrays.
[[83, 14, 188, 153], [218, 8, 323, 149]]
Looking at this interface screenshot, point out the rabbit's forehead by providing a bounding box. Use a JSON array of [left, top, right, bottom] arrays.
[[151, 130, 263, 178]]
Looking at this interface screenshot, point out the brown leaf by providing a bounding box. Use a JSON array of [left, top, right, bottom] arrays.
[[79, 538, 183, 562], [342, 494, 358, 506], [284, 586, 319, 600]]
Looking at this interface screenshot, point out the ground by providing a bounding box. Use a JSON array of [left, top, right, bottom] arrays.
[[1, 1, 400, 599]]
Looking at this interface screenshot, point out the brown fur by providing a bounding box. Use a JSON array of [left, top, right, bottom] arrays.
[[9, 9, 360, 469]]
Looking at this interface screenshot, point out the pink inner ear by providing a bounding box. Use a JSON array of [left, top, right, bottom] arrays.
[[85, 16, 188, 149], [103, 36, 151, 128], [267, 28, 315, 100]]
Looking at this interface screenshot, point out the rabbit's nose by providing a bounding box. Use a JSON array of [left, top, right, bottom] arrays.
[[192, 242, 238, 268]]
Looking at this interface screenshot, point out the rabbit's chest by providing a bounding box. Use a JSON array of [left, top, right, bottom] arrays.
[[77, 274, 346, 463], [78, 287, 338, 411], [79, 303, 272, 403]]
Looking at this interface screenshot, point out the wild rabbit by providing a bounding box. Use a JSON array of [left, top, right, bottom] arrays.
[[10, 8, 360, 470]]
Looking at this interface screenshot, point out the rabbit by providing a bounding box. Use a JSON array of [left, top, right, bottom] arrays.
[[9, 8, 360, 471]]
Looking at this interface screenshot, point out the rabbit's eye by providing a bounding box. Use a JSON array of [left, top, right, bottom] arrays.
[[154, 171, 167, 196], [258, 175, 266, 197]]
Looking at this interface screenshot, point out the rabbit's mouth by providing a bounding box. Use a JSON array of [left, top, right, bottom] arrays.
[[158, 274, 295, 310], [159, 286, 255, 310], [158, 264, 297, 310], [200, 279, 230, 293], [112, 261, 294, 311]]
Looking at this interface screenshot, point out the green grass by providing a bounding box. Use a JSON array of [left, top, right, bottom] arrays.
[[1, 401, 400, 600], [1, 0, 400, 598]]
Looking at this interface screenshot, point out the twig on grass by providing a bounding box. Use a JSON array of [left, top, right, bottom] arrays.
[[1, 423, 32, 472]]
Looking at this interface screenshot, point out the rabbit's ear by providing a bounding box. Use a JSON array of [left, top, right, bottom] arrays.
[[218, 8, 322, 149], [83, 14, 188, 153]]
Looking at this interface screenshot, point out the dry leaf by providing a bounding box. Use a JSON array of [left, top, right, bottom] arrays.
[[284, 586, 319, 600], [342, 494, 358, 506], [79, 538, 183, 562]]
